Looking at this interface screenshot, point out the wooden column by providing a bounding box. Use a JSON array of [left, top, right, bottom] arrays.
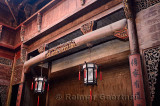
[[123, 0, 146, 106], [6, 54, 16, 106]]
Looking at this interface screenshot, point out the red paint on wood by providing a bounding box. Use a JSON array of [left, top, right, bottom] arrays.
[[129, 54, 146, 106]]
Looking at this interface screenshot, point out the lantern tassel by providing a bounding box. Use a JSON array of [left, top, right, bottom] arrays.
[[43, 82, 45, 90], [35, 82, 37, 89], [79, 71, 80, 80], [100, 71, 102, 81], [47, 84, 49, 91], [37, 96, 39, 106], [90, 89, 92, 101], [31, 82, 33, 90]]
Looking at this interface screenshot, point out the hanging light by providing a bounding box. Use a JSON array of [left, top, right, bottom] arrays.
[[82, 62, 98, 85], [31, 63, 47, 93]]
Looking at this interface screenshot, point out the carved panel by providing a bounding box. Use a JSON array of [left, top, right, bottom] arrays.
[[37, 13, 42, 32], [143, 46, 160, 102], [12, 65, 23, 85], [0, 25, 2, 39], [0, 57, 12, 66], [114, 25, 128, 40], [0, 64, 12, 85], [135, 0, 160, 13], [0, 85, 8, 106], [20, 25, 25, 42], [80, 21, 95, 34], [46, 40, 76, 58]]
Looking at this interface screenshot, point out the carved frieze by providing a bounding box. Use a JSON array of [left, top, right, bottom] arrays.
[[80, 0, 85, 5], [114, 25, 128, 40], [80, 21, 95, 34], [0, 57, 12, 66], [20, 25, 25, 42], [37, 13, 42, 32], [46, 40, 76, 58], [12, 65, 23, 85], [135, 0, 160, 13], [0, 25, 2, 39], [143, 46, 160, 102]]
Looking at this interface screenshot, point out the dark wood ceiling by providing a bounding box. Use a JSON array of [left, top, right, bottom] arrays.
[[0, 0, 51, 27]]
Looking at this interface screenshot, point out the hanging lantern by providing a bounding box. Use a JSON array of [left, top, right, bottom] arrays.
[[34, 77, 47, 93], [82, 62, 98, 85]]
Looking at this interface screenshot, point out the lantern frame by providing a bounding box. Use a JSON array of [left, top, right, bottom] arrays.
[[82, 62, 98, 85], [34, 76, 47, 93]]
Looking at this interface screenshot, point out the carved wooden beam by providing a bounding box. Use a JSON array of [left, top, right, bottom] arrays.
[[37, 13, 42, 32], [38, 43, 48, 54], [0, 25, 3, 39], [24, 19, 127, 73], [21, 44, 28, 63]]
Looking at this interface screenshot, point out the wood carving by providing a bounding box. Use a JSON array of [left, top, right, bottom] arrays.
[[0, 25, 2, 39], [38, 44, 47, 53], [20, 25, 25, 42], [80, 21, 94, 34], [135, 0, 160, 13], [123, 0, 133, 19], [143, 46, 160, 102], [46, 40, 76, 58], [80, 0, 85, 5], [0, 57, 12, 66], [114, 25, 128, 40], [0, 85, 8, 106], [37, 13, 42, 32], [21, 44, 27, 63], [12, 65, 23, 85]]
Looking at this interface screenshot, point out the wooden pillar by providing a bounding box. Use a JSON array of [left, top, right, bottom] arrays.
[[6, 54, 16, 106], [123, 0, 146, 106]]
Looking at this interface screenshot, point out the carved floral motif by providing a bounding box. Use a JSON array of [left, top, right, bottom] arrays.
[[80, 21, 94, 34], [143, 46, 160, 102], [114, 25, 128, 40], [0, 85, 8, 106]]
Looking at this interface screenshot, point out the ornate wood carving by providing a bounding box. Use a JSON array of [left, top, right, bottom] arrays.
[[123, 0, 133, 19], [20, 25, 25, 42], [0, 57, 12, 66], [21, 44, 27, 63], [80, 0, 85, 5], [46, 40, 76, 58], [135, 0, 160, 13], [38, 43, 48, 53], [143, 46, 160, 102], [0, 85, 8, 106], [12, 65, 23, 85], [114, 25, 128, 40], [80, 21, 94, 34], [0, 25, 2, 39], [37, 13, 42, 32]]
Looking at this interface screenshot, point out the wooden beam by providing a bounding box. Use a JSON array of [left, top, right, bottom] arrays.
[[51, 39, 129, 73], [23, 19, 127, 72]]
